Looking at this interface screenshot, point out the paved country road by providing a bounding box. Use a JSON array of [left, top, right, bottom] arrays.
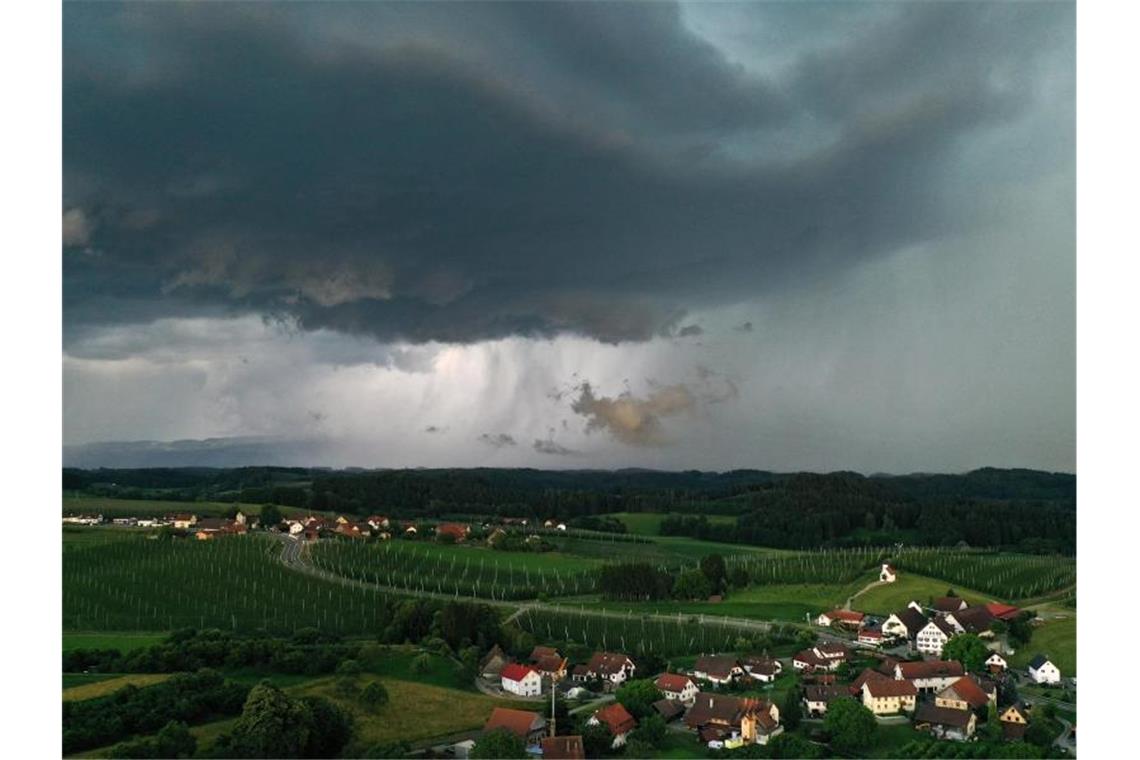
[[269, 533, 802, 637]]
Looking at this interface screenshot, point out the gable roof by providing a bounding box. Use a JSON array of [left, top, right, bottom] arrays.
[[694, 655, 742, 679], [892, 606, 928, 635], [587, 651, 634, 676], [652, 698, 686, 720], [952, 606, 995, 633], [915, 702, 973, 728], [939, 676, 991, 709], [803, 684, 849, 703], [500, 663, 538, 683], [1029, 654, 1053, 670], [529, 645, 559, 662], [685, 693, 772, 730], [985, 602, 1021, 621], [864, 678, 918, 698], [933, 596, 967, 612], [535, 655, 567, 674], [540, 735, 585, 760], [742, 656, 780, 676], [593, 703, 637, 736], [484, 707, 543, 739], [822, 609, 865, 624], [655, 673, 695, 693], [926, 616, 957, 637], [896, 660, 965, 680], [850, 667, 890, 695]]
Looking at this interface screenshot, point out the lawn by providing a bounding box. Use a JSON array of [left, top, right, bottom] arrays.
[[866, 722, 925, 758], [605, 512, 736, 537], [62, 673, 174, 702], [1008, 615, 1076, 675], [853, 572, 996, 615], [585, 582, 860, 623], [649, 730, 704, 758], [63, 631, 167, 652], [359, 645, 476, 691]]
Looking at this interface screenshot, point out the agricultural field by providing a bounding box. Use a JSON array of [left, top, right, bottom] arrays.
[[62, 495, 324, 520], [585, 582, 862, 623], [62, 673, 173, 702], [1008, 615, 1077, 675], [63, 532, 399, 634], [727, 546, 887, 586], [604, 511, 736, 536], [854, 573, 994, 615], [311, 538, 600, 600], [63, 632, 167, 653], [890, 548, 1075, 601]]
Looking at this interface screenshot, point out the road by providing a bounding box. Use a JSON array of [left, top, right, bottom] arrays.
[[271, 533, 786, 636]]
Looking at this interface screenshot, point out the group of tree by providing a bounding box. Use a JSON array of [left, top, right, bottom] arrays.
[[599, 553, 733, 601], [211, 681, 354, 758]]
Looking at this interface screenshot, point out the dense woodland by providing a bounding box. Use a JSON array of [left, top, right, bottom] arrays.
[[64, 466, 1075, 553]]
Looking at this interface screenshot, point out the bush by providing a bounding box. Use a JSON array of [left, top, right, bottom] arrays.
[[359, 681, 389, 711]]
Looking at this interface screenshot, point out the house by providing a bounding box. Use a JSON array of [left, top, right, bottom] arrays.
[[816, 609, 865, 629], [479, 645, 509, 680], [880, 563, 897, 582], [540, 735, 585, 760], [793, 643, 849, 672], [570, 664, 591, 683], [335, 521, 369, 539], [857, 626, 884, 647], [802, 684, 849, 717], [999, 704, 1030, 741], [984, 652, 1008, 673], [194, 517, 247, 540], [529, 646, 560, 664], [894, 660, 965, 694], [335, 515, 351, 525], [945, 606, 995, 636], [915, 617, 957, 656], [535, 655, 568, 680], [402, 522, 418, 535], [914, 702, 977, 741], [693, 655, 745, 685], [655, 673, 699, 704], [111, 517, 137, 526], [741, 656, 782, 683], [984, 602, 1022, 622], [933, 596, 968, 613], [63, 514, 103, 526], [169, 514, 197, 529], [1027, 654, 1062, 684], [500, 663, 543, 697], [234, 510, 247, 525], [685, 693, 782, 746], [584, 652, 636, 688], [366, 515, 390, 530], [483, 707, 546, 746], [653, 698, 686, 722], [882, 605, 928, 641], [588, 703, 637, 749], [849, 667, 890, 697], [435, 522, 470, 542], [861, 678, 917, 715], [935, 676, 993, 712]]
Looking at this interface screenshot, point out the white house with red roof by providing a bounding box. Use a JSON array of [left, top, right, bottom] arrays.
[[816, 609, 865, 629], [656, 673, 698, 705], [501, 663, 542, 697]]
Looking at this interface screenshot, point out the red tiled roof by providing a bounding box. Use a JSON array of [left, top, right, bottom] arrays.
[[824, 609, 865, 623], [864, 678, 918, 698], [587, 651, 634, 676], [940, 676, 990, 709], [541, 736, 585, 759], [535, 655, 566, 674], [985, 602, 1021, 621], [529, 645, 559, 662], [656, 673, 694, 692], [849, 667, 890, 695], [897, 660, 965, 680], [593, 703, 637, 736], [484, 707, 542, 739], [500, 663, 538, 683]]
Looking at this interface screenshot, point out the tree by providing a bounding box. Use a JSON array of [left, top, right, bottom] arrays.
[[700, 554, 727, 591], [581, 721, 614, 757], [359, 681, 389, 711], [631, 714, 667, 748], [768, 732, 823, 759], [1008, 612, 1036, 648], [615, 678, 663, 719], [942, 634, 989, 673], [781, 687, 802, 730], [411, 653, 432, 674], [259, 504, 282, 528], [824, 699, 877, 754], [299, 696, 354, 758], [471, 728, 527, 759], [673, 569, 713, 600], [1024, 718, 1059, 748], [222, 681, 312, 758], [729, 566, 750, 588]]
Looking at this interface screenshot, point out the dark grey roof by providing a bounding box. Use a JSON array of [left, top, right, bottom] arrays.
[[1028, 654, 1051, 669]]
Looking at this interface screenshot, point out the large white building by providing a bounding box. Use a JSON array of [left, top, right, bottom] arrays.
[[501, 663, 543, 697]]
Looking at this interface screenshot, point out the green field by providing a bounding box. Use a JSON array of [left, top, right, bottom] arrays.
[[891, 548, 1075, 601], [62, 673, 174, 701], [853, 573, 995, 615], [586, 582, 861, 623], [62, 673, 119, 689], [1008, 615, 1077, 675], [63, 632, 167, 652], [605, 511, 736, 536]]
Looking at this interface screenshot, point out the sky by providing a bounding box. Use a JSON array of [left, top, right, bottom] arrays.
[[61, 1, 1075, 473]]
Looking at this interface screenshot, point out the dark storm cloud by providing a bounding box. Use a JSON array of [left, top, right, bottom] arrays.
[[477, 433, 517, 449], [63, 1, 1073, 345], [677, 324, 704, 338], [533, 438, 577, 456], [570, 382, 696, 447]]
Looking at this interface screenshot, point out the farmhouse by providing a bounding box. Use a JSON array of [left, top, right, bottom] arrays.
[[534, 655, 568, 680], [914, 702, 977, 741], [529, 646, 560, 664], [741, 656, 782, 683], [802, 684, 849, 717], [435, 522, 471, 542], [500, 663, 542, 697], [935, 676, 993, 712], [584, 652, 636, 688], [693, 655, 745, 685], [194, 517, 247, 540], [882, 604, 928, 641], [915, 617, 957, 656], [684, 693, 782, 746], [933, 596, 968, 613], [479, 645, 508, 680], [1027, 654, 1062, 684], [861, 678, 917, 715], [588, 703, 637, 749], [540, 735, 585, 760], [168, 513, 197, 529], [849, 667, 890, 697], [483, 707, 546, 746], [652, 699, 686, 722], [655, 673, 698, 704], [880, 563, 897, 582], [985, 602, 1022, 621], [984, 652, 1008, 673], [857, 626, 884, 647], [894, 660, 965, 693], [63, 514, 104, 526], [945, 606, 995, 636], [793, 643, 849, 673], [816, 609, 865, 629], [335, 521, 369, 539]]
